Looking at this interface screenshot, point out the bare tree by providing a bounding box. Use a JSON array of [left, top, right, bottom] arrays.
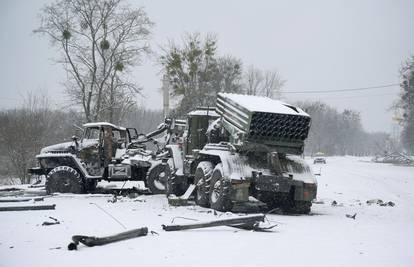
[[35, 0, 152, 123], [399, 56, 414, 153], [245, 66, 263, 96], [0, 94, 52, 184], [244, 66, 285, 99]]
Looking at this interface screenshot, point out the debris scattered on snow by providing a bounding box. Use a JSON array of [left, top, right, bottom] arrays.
[[0, 187, 22, 192], [68, 227, 148, 250], [312, 200, 325, 204], [42, 216, 60, 226], [366, 199, 396, 207], [170, 216, 198, 224], [383, 201, 395, 207], [346, 213, 357, 220], [0, 197, 44, 203], [0, 204, 56, 212], [107, 195, 120, 203], [162, 214, 267, 232]]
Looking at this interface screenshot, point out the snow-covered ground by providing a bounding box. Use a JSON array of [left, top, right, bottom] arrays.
[[1, 157, 413, 267]]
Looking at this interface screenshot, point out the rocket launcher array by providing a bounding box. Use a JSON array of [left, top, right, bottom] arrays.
[[216, 93, 311, 154]]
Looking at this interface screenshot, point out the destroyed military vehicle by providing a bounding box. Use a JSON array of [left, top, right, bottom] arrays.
[[164, 93, 317, 214], [29, 122, 174, 194]]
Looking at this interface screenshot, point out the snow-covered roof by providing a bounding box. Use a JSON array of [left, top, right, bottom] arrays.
[[83, 122, 126, 130], [218, 93, 309, 117]]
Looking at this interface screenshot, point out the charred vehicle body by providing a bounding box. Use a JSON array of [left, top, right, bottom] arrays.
[[165, 93, 317, 213], [29, 122, 177, 194]]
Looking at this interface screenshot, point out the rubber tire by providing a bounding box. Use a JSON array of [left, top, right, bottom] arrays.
[[194, 161, 213, 207], [146, 164, 170, 194], [208, 163, 233, 212], [46, 166, 85, 194]]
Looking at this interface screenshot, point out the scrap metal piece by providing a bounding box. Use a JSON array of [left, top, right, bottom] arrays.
[[68, 227, 148, 250], [0, 197, 44, 203], [162, 214, 265, 231], [0, 204, 56, 212]]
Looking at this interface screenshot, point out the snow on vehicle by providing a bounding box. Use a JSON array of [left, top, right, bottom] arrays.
[[164, 93, 317, 214], [28, 121, 177, 194]]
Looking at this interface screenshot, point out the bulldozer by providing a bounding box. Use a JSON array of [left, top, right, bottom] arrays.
[[164, 93, 317, 213], [29, 121, 180, 194]]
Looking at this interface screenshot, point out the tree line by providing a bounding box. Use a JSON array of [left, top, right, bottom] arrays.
[[297, 101, 392, 156]]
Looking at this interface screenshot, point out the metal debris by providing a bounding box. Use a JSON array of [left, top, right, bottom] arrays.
[[162, 214, 267, 232], [68, 227, 148, 250], [0, 204, 56, 212]]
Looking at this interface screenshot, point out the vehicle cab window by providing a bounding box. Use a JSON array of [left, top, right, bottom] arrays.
[[83, 127, 100, 141]]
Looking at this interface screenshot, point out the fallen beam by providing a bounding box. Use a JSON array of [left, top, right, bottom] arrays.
[[0, 204, 55, 212], [68, 227, 148, 250], [0, 197, 44, 203], [0, 191, 48, 198], [162, 214, 265, 231]]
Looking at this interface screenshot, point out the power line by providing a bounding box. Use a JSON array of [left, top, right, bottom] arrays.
[[283, 83, 400, 94], [293, 92, 399, 100]]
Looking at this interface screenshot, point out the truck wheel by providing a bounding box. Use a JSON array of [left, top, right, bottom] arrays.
[[208, 163, 233, 212], [46, 166, 85, 194], [194, 161, 213, 207], [147, 164, 170, 194]]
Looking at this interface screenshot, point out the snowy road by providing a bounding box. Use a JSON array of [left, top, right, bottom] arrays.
[[1, 157, 413, 267]]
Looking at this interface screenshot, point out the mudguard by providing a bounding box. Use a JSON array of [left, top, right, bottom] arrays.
[[36, 153, 100, 179]]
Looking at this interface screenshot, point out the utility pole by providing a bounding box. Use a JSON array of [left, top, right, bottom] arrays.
[[162, 75, 170, 118]]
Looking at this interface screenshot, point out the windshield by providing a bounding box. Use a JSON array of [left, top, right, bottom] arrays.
[[83, 127, 100, 140]]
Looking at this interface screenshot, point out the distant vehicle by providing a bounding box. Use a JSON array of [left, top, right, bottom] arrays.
[[313, 152, 326, 164]]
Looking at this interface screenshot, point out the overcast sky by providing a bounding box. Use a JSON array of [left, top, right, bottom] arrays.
[[0, 0, 413, 133]]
